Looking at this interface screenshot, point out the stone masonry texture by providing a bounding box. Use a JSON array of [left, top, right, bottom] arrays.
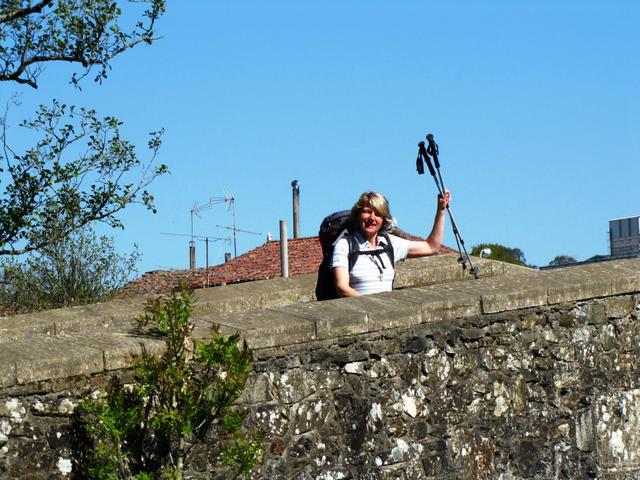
[[1, 256, 640, 479]]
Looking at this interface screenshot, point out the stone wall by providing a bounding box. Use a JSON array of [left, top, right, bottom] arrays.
[[242, 293, 640, 480], [1, 256, 639, 479]]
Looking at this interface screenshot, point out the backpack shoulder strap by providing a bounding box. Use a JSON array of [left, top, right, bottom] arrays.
[[380, 232, 395, 266], [347, 232, 359, 272], [346, 231, 396, 272]]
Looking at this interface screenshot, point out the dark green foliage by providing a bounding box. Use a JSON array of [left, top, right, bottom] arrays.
[[0, 224, 139, 311], [0, 100, 167, 256], [79, 290, 264, 479], [0, 0, 166, 88], [221, 431, 266, 477], [549, 255, 577, 266], [81, 376, 151, 479], [471, 243, 528, 266]]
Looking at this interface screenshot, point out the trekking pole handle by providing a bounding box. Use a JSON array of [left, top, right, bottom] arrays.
[[416, 154, 425, 175], [418, 141, 436, 177], [426, 134, 440, 169]]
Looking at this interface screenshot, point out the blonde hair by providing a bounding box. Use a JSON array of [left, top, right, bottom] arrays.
[[349, 191, 393, 230]]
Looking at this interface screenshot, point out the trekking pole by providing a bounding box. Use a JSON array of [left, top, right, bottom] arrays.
[[417, 136, 479, 278], [417, 141, 464, 262], [425, 134, 478, 277]]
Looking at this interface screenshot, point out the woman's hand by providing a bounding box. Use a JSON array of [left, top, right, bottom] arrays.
[[438, 190, 451, 211]]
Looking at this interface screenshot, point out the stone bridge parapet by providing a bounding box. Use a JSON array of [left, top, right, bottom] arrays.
[[1, 255, 639, 479]]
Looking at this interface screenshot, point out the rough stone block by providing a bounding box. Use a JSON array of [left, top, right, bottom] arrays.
[[64, 332, 165, 370], [0, 357, 16, 387], [251, 275, 316, 306], [3, 336, 104, 384], [511, 438, 547, 477], [585, 303, 607, 325], [340, 295, 423, 332], [422, 451, 449, 477], [192, 283, 270, 314], [469, 257, 507, 277], [277, 300, 369, 340], [395, 254, 465, 288], [193, 275, 315, 315], [448, 430, 496, 480], [480, 276, 548, 313], [604, 296, 636, 319], [424, 279, 499, 314], [0, 298, 147, 339], [51, 301, 144, 335], [576, 407, 596, 452], [197, 309, 316, 349], [0, 312, 55, 336], [592, 389, 640, 473], [236, 372, 273, 404], [544, 269, 614, 304], [542, 259, 640, 304], [381, 286, 481, 323], [583, 259, 640, 296]]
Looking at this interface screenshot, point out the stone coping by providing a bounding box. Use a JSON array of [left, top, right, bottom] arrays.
[[0, 257, 638, 388], [197, 259, 639, 350], [0, 254, 514, 337]]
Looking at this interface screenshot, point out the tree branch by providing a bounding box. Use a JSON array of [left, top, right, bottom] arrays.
[[0, 0, 54, 24], [0, 0, 166, 88], [0, 101, 166, 256]]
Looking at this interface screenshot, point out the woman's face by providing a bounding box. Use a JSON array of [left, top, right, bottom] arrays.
[[358, 204, 384, 238]]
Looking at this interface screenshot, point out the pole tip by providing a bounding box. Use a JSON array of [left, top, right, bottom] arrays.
[[426, 133, 434, 142]]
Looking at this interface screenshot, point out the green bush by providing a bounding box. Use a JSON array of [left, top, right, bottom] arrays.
[[549, 255, 577, 266], [0, 226, 139, 312], [471, 243, 528, 267], [79, 290, 264, 479]]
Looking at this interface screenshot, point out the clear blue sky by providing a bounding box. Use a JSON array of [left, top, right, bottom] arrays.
[[2, 1, 639, 274]]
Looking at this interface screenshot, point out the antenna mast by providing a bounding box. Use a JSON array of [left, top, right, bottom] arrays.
[[189, 192, 235, 269]]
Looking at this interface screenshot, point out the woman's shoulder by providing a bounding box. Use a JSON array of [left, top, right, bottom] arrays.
[[384, 232, 410, 244]]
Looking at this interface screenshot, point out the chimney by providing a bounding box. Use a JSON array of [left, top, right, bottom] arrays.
[[291, 179, 300, 239], [280, 219, 288, 277], [189, 240, 195, 270], [224, 252, 232, 263]]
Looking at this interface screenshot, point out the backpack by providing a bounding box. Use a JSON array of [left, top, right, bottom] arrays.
[[315, 210, 395, 301]]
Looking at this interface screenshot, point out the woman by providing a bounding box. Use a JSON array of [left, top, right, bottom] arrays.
[[331, 190, 450, 297]]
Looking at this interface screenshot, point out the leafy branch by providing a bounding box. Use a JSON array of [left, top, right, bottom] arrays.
[[0, 99, 168, 255], [0, 0, 166, 88]]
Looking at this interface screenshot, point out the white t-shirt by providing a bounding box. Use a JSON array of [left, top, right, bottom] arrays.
[[330, 230, 411, 295]]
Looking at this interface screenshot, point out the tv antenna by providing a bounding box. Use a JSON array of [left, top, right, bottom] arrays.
[[216, 223, 263, 237], [189, 192, 235, 269]]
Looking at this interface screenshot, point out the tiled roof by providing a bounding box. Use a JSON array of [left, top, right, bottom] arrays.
[[118, 237, 322, 297], [118, 233, 457, 297], [189, 237, 322, 288]]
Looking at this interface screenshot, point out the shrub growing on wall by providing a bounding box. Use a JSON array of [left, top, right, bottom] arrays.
[[78, 290, 264, 479]]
